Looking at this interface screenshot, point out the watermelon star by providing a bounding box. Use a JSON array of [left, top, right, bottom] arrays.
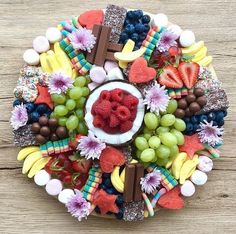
[[179, 133, 204, 158], [92, 189, 119, 215], [34, 85, 53, 109]]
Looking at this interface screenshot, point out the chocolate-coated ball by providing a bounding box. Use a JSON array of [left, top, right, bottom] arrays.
[[40, 126, 51, 137], [178, 99, 188, 109], [50, 133, 59, 142], [186, 94, 196, 104], [35, 134, 47, 144], [174, 108, 185, 118], [31, 122, 41, 133], [189, 102, 201, 113], [185, 108, 193, 117], [38, 116, 48, 126], [196, 96, 207, 107], [56, 126, 68, 139], [194, 88, 205, 97], [48, 118, 58, 128]]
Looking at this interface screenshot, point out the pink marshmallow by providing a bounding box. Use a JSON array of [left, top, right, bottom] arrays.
[[181, 180, 195, 197], [88, 82, 99, 91], [104, 61, 118, 73], [197, 156, 213, 173], [89, 66, 106, 84], [33, 36, 50, 53], [46, 179, 63, 196]]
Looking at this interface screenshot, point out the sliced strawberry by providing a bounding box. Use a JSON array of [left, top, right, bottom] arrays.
[[158, 66, 183, 88], [178, 62, 200, 89]]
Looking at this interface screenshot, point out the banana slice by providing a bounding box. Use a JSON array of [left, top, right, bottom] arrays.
[[22, 151, 42, 174], [197, 56, 213, 67], [17, 146, 40, 161], [111, 166, 124, 192], [40, 53, 52, 73], [114, 47, 146, 63], [119, 39, 135, 69], [181, 41, 205, 55], [192, 46, 207, 62], [171, 152, 188, 180], [28, 157, 51, 178]]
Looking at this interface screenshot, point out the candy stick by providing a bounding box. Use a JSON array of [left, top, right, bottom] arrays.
[[151, 188, 167, 208], [142, 193, 154, 217], [204, 144, 220, 158]]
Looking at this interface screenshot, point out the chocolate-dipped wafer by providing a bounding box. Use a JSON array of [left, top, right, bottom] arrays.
[[133, 164, 144, 202], [107, 42, 123, 52], [123, 164, 136, 202]]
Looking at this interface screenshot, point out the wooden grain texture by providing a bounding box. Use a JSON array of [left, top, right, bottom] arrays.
[[0, 0, 235, 233]]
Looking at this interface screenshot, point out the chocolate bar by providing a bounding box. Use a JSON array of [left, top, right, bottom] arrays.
[[133, 164, 144, 202], [123, 164, 136, 202]]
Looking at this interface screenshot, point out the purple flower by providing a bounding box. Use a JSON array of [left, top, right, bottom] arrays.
[[66, 190, 91, 221], [77, 131, 106, 160], [140, 170, 161, 194], [143, 82, 170, 113], [197, 120, 224, 147], [157, 30, 177, 52], [68, 28, 96, 52], [10, 104, 28, 130], [49, 72, 73, 94]]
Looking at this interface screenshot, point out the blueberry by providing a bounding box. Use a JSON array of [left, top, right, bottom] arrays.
[[218, 119, 224, 126], [212, 121, 218, 126], [106, 188, 116, 194], [94, 206, 101, 214], [207, 112, 216, 121], [216, 111, 225, 122], [143, 24, 150, 33], [115, 209, 124, 220], [99, 184, 107, 190], [186, 122, 193, 132], [130, 33, 139, 42], [136, 41, 143, 48], [116, 195, 123, 206], [29, 111, 40, 122], [13, 99, 22, 107], [223, 110, 228, 117], [125, 24, 135, 35], [135, 10, 143, 19], [124, 18, 131, 26], [139, 32, 147, 41], [193, 123, 199, 131], [191, 115, 199, 124], [104, 178, 113, 188], [135, 23, 145, 33], [142, 14, 151, 24], [127, 11, 135, 20], [199, 114, 208, 123], [24, 103, 35, 113], [119, 32, 129, 43], [36, 104, 48, 115], [102, 173, 111, 179], [184, 117, 190, 123]]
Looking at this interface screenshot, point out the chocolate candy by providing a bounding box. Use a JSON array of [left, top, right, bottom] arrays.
[[196, 96, 207, 107], [39, 116, 48, 126], [123, 164, 136, 202], [56, 126, 68, 139], [174, 108, 185, 118], [189, 102, 201, 113], [178, 99, 188, 109], [48, 118, 58, 127], [50, 133, 59, 142], [133, 164, 144, 202], [194, 88, 205, 97], [186, 94, 196, 103], [35, 134, 47, 144], [31, 122, 41, 133], [40, 126, 51, 137]]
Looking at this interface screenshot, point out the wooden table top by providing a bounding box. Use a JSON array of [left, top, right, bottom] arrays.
[[0, 0, 235, 233]]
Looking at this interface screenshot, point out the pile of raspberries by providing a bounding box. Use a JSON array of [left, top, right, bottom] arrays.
[[91, 89, 139, 134]]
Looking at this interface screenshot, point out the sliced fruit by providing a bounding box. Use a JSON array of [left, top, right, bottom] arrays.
[[181, 41, 205, 55], [114, 47, 146, 63], [158, 66, 183, 88], [192, 46, 207, 62], [40, 53, 52, 73], [178, 62, 200, 89], [28, 157, 51, 178], [119, 39, 135, 69], [17, 146, 40, 161], [197, 56, 213, 67], [22, 151, 43, 174]]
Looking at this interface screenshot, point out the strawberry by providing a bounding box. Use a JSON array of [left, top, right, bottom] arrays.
[[72, 159, 92, 174], [178, 62, 200, 89], [158, 66, 183, 88]]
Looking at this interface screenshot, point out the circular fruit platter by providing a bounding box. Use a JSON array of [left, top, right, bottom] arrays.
[[11, 5, 229, 221]]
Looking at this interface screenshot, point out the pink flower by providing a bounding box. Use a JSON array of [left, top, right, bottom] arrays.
[[10, 104, 28, 130], [197, 120, 224, 147], [140, 170, 161, 194], [49, 72, 73, 94], [68, 28, 96, 52], [157, 30, 177, 52]]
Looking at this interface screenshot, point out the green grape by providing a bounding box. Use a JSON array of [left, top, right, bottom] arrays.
[[159, 132, 177, 147], [54, 105, 68, 117], [156, 126, 170, 135], [136, 150, 142, 159], [134, 137, 149, 151], [66, 115, 79, 130], [66, 99, 76, 111], [174, 118, 186, 131], [51, 93, 66, 104], [160, 110, 167, 115], [169, 145, 179, 158], [140, 148, 155, 162], [76, 97, 86, 109], [144, 112, 159, 130], [77, 122, 88, 134], [170, 129, 184, 145], [58, 117, 68, 127], [82, 87, 90, 97], [75, 109, 84, 120], [156, 157, 169, 166], [155, 145, 170, 159], [143, 127, 153, 134], [74, 76, 87, 87], [166, 99, 178, 114], [50, 112, 56, 118], [151, 154, 158, 163], [148, 136, 161, 149], [144, 133, 152, 140], [160, 114, 176, 127], [69, 87, 83, 100]]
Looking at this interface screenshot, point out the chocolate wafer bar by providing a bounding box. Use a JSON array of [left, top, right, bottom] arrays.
[[133, 164, 144, 202], [123, 164, 136, 202]]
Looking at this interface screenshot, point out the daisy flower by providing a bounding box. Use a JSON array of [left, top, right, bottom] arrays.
[[143, 82, 170, 114], [157, 30, 177, 52], [10, 104, 28, 130], [66, 190, 91, 221], [197, 120, 224, 146], [49, 72, 73, 94], [68, 28, 96, 52], [140, 170, 161, 194], [77, 131, 106, 160]]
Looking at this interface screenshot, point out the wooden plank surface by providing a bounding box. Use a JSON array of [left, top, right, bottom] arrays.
[[0, 0, 236, 233]]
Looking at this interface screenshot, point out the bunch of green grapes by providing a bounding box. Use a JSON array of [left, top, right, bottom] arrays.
[[134, 100, 186, 167], [51, 76, 90, 134]]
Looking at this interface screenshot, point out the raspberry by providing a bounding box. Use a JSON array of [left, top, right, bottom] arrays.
[[96, 100, 111, 118], [99, 90, 111, 101], [130, 109, 137, 121], [93, 115, 105, 128], [120, 121, 133, 133], [111, 88, 124, 103], [92, 100, 101, 115], [122, 94, 139, 110], [111, 101, 120, 113], [109, 114, 120, 128], [115, 106, 131, 121], [102, 125, 119, 134]]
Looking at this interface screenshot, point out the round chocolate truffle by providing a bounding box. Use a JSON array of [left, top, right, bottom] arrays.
[[196, 96, 207, 107], [31, 122, 41, 133], [40, 126, 51, 137], [39, 116, 48, 126], [35, 134, 47, 144], [56, 126, 68, 139], [194, 88, 205, 97], [174, 108, 185, 118], [50, 133, 59, 142], [185, 108, 193, 117], [178, 99, 188, 109], [189, 102, 201, 113], [48, 118, 58, 128], [186, 94, 196, 104]]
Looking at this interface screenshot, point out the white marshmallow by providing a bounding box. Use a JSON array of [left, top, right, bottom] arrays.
[[34, 170, 51, 186], [88, 82, 99, 91], [181, 180, 196, 197], [167, 24, 182, 39], [46, 27, 62, 43], [58, 189, 75, 204], [89, 66, 106, 84], [23, 49, 40, 66], [190, 170, 208, 186], [179, 30, 195, 47], [151, 13, 168, 29], [107, 67, 124, 81], [46, 179, 63, 196], [104, 61, 118, 73], [197, 156, 213, 173]]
